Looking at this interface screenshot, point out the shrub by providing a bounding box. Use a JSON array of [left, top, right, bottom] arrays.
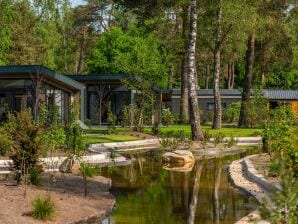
[[32, 196, 55, 221], [6, 111, 45, 181], [29, 167, 42, 186], [161, 108, 175, 126], [226, 135, 238, 148], [261, 169, 298, 224], [159, 130, 192, 150], [246, 93, 269, 127], [107, 111, 116, 133], [0, 127, 11, 156], [84, 119, 92, 129], [223, 101, 241, 123], [202, 130, 213, 141], [79, 163, 99, 196], [64, 122, 85, 155], [213, 132, 225, 145]]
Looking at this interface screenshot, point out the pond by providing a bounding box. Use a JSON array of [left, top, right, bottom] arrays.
[[100, 150, 256, 224]]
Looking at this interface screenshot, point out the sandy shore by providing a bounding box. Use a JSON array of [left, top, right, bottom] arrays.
[[0, 174, 115, 224]]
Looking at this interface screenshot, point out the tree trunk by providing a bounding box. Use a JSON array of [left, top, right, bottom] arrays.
[[187, 0, 203, 141], [84, 176, 87, 197], [227, 63, 231, 89], [205, 65, 210, 89], [231, 61, 235, 89], [239, 33, 255, 127], [180, 4, 190, 123], [77, 29, 85, 74], [168, 66, 174, 89], [213, 0, 222, 130]]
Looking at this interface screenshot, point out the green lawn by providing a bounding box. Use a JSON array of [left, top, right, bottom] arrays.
[[85, 125, 262, 138], [144, 125, 262, 137], [83, 134, 141, 145]]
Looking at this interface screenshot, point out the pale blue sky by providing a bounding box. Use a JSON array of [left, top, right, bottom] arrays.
[[71, 0, 86, 7]]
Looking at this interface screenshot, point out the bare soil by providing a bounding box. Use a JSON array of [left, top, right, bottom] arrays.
[[0, 173, 115, 224], [249, 153, 280, 185]]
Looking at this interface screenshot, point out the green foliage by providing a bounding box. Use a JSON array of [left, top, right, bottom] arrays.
[[262, 105, 295, 172], [79, 162, 99, 178], [202, 130, 213, 144], [29, 167, 42, 186], [0, 0, 14, 64], [261, 169, 298, 224], [226, 135, 238, 148], [5, 110, 45, 180], [64, 122, 85, 154], [161, 108, 175, 126], [223, 101, 241, 123], [84, 119, 92, 129], [119, 105, 132, 127], [245, 93, 269, 127], [32, 196, 55, 221], [213, 132, 226, 145], [87, 26, 168, 87], [0, 126, 12, 156], [107, 111, 116, 134], [159, 130, 192, 150], [123, 79, 154, 132], [79, 162, 99, 196]]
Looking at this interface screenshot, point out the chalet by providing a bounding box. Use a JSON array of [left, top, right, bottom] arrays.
[[170, 89, 298, 120], [0, 65, 297, 125]]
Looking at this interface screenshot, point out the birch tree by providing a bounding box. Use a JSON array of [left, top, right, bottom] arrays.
[[187, 0, 203, 141]]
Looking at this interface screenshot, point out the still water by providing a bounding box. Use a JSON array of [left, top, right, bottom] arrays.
[[101, 150, 256, 224]]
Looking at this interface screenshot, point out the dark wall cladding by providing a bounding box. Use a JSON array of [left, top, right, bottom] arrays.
[[0, 79, 32, 89], [170, 97, 241, 119]]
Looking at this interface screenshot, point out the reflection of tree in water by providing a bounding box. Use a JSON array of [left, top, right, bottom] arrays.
[[213, 161, 222, 224], [101, 153, 253, 224], [188, 162, 204, 224]]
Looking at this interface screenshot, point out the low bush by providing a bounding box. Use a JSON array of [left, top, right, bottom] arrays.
[[79, 162, 100, 196], [29, 167, 42, 186], [226, 135, 238, 148], [159, 130, 192, 150], [32, 196, 55, 221], [0, 127, 11, 156], [213, 132, 225, 145], [161, 108, 175, 126], [223, 101, 241, 123]]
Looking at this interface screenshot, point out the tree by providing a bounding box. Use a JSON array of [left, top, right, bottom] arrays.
[[180, 1, 190, 123], [0, 0, 13, 65], [187, 0, 203, 141], [238, 33, 256, 127], [212, 0, 223, 129], [79, 162, 99, 197]]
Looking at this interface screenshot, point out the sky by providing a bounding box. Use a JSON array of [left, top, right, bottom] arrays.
[[71, 0, 86, 7]]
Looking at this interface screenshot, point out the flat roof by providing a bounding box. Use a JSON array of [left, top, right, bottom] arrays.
[[0, 65, 85, 92], [172, 89, 298, 100], [67, 74, 140, 82]]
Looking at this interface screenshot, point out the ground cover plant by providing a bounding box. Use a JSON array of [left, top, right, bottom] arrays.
[[32, 196, 56, 221]]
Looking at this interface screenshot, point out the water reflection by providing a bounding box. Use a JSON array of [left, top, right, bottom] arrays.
[[101, 151, 256, 224]]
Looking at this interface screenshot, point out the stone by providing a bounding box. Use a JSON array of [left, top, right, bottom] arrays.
[[59, 157, 80, 174], [162, 150, 195, 165], [163, 161, 194, 172]]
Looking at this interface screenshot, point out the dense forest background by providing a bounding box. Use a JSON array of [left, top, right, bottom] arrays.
[[0, 0, 298, 91]]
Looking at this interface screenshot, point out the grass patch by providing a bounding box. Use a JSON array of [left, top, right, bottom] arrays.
[[32, 196, 55, 221], [144, 125, 262, 137], [83, 134, 141, 144], [85, 125, 262, 138]]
